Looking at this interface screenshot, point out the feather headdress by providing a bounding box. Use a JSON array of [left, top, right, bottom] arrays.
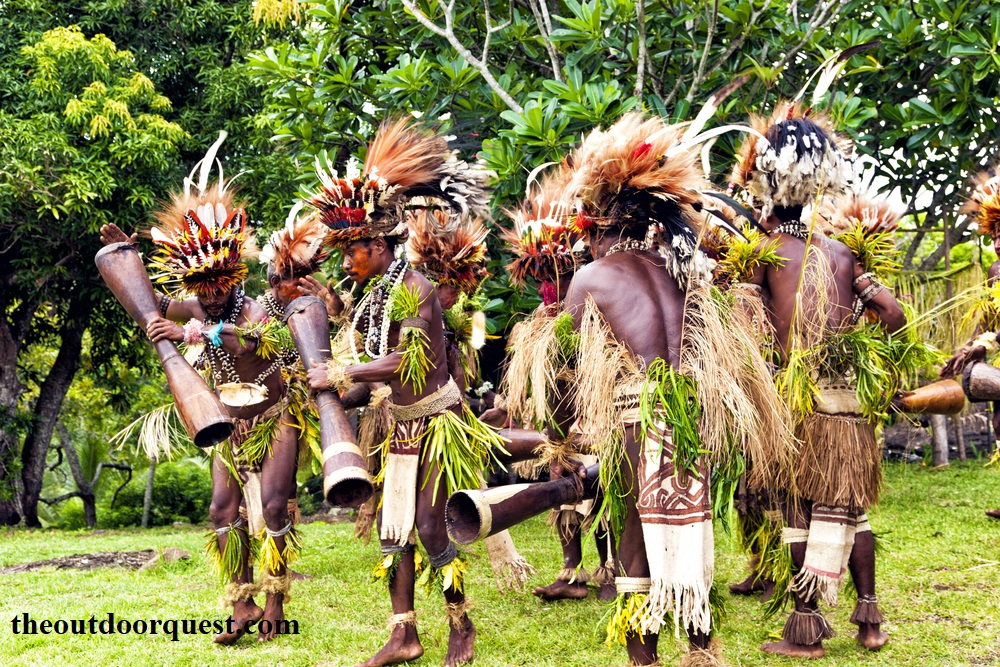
[[962, 168, 1000, 239], [259, 202, 332, 278], [149, 132, 258, 297], [503, 168, 582, 287], [819, 193, 901, 237], [730, 101, 854, 215], [405, 200, 490, 296], [563, 112, 709, 234], [308, 118, 491, 248]]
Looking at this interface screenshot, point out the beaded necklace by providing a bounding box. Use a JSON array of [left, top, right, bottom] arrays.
[[198, 286, 282, 388], [771, 220, 808, 241], [605, 238, 650, 256], [349, 258, 409, 363]]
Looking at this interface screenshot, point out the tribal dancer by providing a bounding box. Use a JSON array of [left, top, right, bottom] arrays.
[[539, 113, 786, 666], [941, 167, 1000, 518], [496, 171, 618, 602], [99, 133, 302, 644], [730, 102, 908, 658], [305, 119, 505, 667], [256, 205, 343, 577], [405, 202, 537, 592]]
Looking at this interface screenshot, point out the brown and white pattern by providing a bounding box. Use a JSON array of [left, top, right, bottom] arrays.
[[635, 418, 714, 638], [380, 417, 427, 546]]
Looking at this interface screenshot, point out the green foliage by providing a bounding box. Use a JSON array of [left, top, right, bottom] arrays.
[[716, 227, 785, 285], [246, 0, 1000, 332], [99, 460, 212, 528], [835, 224, 900, 280]]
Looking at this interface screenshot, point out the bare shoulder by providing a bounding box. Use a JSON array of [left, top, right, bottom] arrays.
[[403, 268, 435, 299], [240, 296, 268, 324]]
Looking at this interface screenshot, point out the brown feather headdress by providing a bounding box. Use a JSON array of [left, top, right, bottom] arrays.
[[819, 193, 901, 236], [149, 132, 258, 297], [308, 118, 490, 248], [260, 202, 332, 278], [502, 167, 583, 288], [563, 112, 708, 234], [405, 201, 490, 296], [729, 101, 854, 215], [962, 168, 1000, 239]]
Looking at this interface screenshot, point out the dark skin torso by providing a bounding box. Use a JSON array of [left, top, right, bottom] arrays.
[[344, 269, 451, 405], [564, 250, 685, 368], [158, 295, 284, 420], [751, 227, 905, 359]]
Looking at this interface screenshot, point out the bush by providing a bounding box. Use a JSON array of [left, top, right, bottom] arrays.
[[57, 498, 88, 531], [99, 461, 212, 528]]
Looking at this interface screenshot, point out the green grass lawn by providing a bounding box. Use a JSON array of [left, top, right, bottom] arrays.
[[2, 462, 999, 667]]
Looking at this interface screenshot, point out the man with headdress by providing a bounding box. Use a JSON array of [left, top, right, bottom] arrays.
[[541, 112, 749, 667], [99, 133, 302, 644], [305, 119, 505, 667], [255, 205, 345, 576], [405, 201, 540, 593], [730, 102, 907, 658], [489, 172, 619, 602], [941, 167, 1000, 519]]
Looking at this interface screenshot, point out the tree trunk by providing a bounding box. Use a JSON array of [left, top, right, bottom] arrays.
[[0, 293, 38, 526], [142, 457, 156, 529], [20, 312, 89, 528], [55, 422, 96, 528]]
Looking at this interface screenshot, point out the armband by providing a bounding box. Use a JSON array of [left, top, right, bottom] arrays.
[[326, 364, 356, 393], [158, 293, 173, 318]]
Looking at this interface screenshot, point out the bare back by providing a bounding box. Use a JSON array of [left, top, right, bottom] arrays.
[[564, 250, 685, 369], [759, 233, 859, 358]]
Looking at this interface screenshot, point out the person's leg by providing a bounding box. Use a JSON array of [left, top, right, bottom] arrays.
[[357, 542, 423, 667], [257, 415, 299, 642], [415, 449, 474, 667], [533, 512, 589, 600], [849, 517, 888, 650], [592, 516, 618, 602], [210, 454, 262, 645], [617, 427, 658, 667], [762, 499, 829, 659]]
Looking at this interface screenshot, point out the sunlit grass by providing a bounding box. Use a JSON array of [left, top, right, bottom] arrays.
[[1, 462, 999, 666]]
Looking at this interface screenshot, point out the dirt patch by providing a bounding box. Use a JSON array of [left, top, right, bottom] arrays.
[[0, 550, 156, 575]]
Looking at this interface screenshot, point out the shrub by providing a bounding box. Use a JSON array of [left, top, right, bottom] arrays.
[[99, 461, 211, 528]]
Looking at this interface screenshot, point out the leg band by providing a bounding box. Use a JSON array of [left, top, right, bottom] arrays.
[[429, 541, 458, 569], [782, 609, 835, 645], [445, 600, 470, 629], [850, 594, 885, 625], [221, 581, 259, 608], [387, 611, 417, 629]]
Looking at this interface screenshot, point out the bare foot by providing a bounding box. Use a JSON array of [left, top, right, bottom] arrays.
[[289, 569, 313, 581], [857, 623, 888, 651], [214, 599, 263, 645], [598, 581, 617, 602], [762, 639, 825, 659], [445, 614, 476, 667], [729, 572, 766, 596], [356, 624, 423, 667], [257, 592, 285, 642], [533, 579, 589, 601], [985, 509, 1000, 519]]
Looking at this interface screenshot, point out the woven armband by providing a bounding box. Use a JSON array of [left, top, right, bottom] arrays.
[[326, 363, 356, 393]]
